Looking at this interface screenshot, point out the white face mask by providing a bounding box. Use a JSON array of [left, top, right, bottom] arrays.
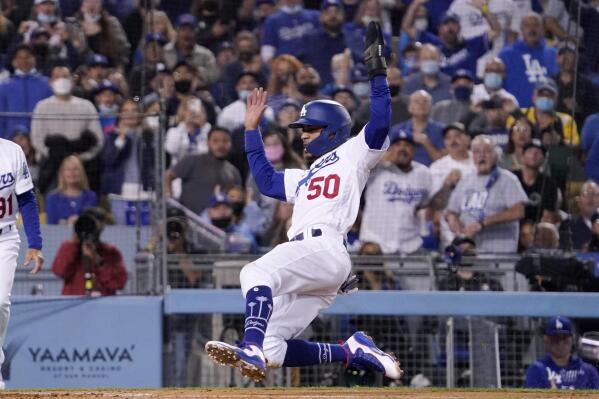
[[415, 18, 428, 32], [84, 12, 101, 22], [145, 116, 160, 131], [51, 77, 72, 96], [281, 5, 302, 14], [238, 90, 251, 101]]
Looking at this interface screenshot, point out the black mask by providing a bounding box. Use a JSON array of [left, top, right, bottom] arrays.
[[230, 202, 245, 218], [238, 51, 254, 63], [32, 43, 49, 56], [298, 83, 319, 97], [211, 216, 232, 229], [174, 79, 192, 94], [389, 85, 401, 97], [277, 73, 293, 85]]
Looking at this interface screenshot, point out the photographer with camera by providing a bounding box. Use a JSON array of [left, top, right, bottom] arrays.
[[52, 207, 127, 296]]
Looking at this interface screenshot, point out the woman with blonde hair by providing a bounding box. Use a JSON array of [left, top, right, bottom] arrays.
[[266, 55, 303, 113], [45, 155, 98, 225]]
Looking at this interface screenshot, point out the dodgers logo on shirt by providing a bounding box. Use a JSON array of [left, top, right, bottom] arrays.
[[22, 161, 30, 180], [522, 54, 548, 83], [295, 151, 340, 195], [462, 189, 488, 220], [0, 172, 15, 190], [383, 181, 426, 204]]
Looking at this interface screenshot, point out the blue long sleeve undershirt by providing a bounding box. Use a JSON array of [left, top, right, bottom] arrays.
[[364, 75, 391, 150], [245, 131, 287, 201], [245, 76, 390, 201], [17, 189, 42, 250]]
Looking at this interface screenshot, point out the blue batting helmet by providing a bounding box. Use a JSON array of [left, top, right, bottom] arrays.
[[289, 100, 352, 158]]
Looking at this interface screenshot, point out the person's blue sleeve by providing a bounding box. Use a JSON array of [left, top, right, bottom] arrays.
[[468, 34, 490, 57], [261, 15, 278, 46], [17, 189, 42, 249], [583, 363, 599, 388], [364, 75, 391, 150], [523, 363, 548, 388], [418, 31, 442, 46], [581, 115, 599, 153], [45, 193, 59, 224], [245, 129, 286, 201]]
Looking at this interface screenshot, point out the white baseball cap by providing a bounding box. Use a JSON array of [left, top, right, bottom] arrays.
[[34, 0, 58, 5]]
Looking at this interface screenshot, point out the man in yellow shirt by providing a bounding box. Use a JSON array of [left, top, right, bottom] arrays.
[[507, 78, 579, 147]]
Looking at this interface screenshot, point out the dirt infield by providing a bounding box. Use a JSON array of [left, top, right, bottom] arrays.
[[1, 388, 598, 399]]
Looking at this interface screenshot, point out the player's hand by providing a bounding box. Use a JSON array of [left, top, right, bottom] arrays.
[[24, 249, 44, 275], [363, 21, 387, 78], [244, 87, 268, 131]]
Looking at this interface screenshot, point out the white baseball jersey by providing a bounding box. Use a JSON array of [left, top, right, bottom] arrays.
[[360, 161, 432, 254], [282, 128, 389, 239], [429, 153, 476, 196], [0, 139, 33, 229]]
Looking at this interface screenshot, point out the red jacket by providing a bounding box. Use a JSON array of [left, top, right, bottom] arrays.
[[52, 241, 128, 296]]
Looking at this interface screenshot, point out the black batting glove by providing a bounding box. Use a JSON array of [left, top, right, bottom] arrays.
[[363, 21, 387, 79]]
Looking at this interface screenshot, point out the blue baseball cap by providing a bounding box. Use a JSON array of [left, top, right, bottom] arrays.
[[86, 53, 109, 67], [451, 69, 474, 83], [208, 193, 232, 208], [177, 13, 198, 28], [145, 32, 168, 45], [320, 0, 342, 11], [545, 316, 573, 336], [94, 79, 120, 95], [390, 129, 415, 145], [441, 12, 460, 25]]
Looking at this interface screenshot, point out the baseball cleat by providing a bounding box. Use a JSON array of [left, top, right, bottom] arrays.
[[343, 331, 404, 380], [205, 340, 267, 382]]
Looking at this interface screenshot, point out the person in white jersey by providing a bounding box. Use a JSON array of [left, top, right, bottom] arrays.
[[0, 139, 43, 389], [205, 22, 403, 383]]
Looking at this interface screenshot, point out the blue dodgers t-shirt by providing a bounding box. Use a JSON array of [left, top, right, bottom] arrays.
[[525, 355, 599, 389], [418, 32, 490, 77], [498, 39, 558, 107], [389, 120, 445, 166], [261, 9, 319, 56], [44, 190, 98, 225], [298, 28, 347, 87]]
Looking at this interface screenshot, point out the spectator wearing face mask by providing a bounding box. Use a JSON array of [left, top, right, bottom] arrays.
[[31, 65, 104, 194], [403, 0, 500, 77], [202, 193, 257, 254], [218, 71, 275, 134], [93, 79, 121, 135], [246, 129, 305, 241], [217, 31, 269, 107], [295, 66, 323, 105], [298, 0, 347, 88], [165, 97, 212, 168], [471, 58, 519, 111], [74, 0, 130, 68], [402, 44, 452, 104], [330, 86, 359, 135], [128, 33, 168, 99], [260, 0, 319, 63], [226, 185, 268, 243], [163, 14, 219, 86], [510, 79, 579, 147], [431, 69, 474, 125], [0, 44, 52, 139], [466, 96, 511, 149]]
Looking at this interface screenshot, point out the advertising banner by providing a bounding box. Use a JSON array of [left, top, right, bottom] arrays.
[[3, 296, 162, 388]]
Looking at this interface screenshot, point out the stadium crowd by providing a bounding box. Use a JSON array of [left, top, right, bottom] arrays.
[[0, 0, 599, 259]]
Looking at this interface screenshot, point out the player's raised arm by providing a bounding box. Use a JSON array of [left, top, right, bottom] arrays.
[[363, 22, 391, 150], [244, 88, 286, 201]]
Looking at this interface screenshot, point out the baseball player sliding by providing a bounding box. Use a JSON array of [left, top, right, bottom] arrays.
[[0, 139, 43, 389], [205, 22, 403, 382]]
